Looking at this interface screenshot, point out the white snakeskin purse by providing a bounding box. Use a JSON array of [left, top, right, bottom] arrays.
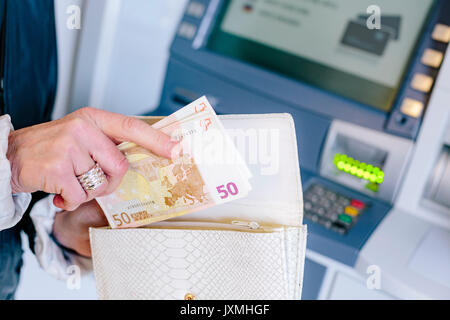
[[90, 114, 307, 300]]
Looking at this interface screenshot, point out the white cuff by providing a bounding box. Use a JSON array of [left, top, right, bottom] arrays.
[[30, 195, 92, 280], [0, 115, 32, 231]]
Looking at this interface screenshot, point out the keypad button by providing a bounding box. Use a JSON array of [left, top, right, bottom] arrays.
[[400, 98, 424, 118], [325, 212, 338, 221], [332, 205, 344, 214], [345, 206, 359, 217], [186, 2, 205, 19], [421, 48, 444, 68], [178, 22, 197, 39], [432, 24, 450, 43], [351, 199, 365, 210], [327, 192, 337, 201], [411, 73, 434, 93], [325, 191, 334, 199], [304, 201, 312, 210], [338, 197, 350, 206], [331, 223, 347, 235], [312, 205, 321, 215], [319, 218, 332, 229], [317, 207, 326, 216], [319, 198, 331, 209], [305, 192, 317, 202], [338, 214, 353, 225]]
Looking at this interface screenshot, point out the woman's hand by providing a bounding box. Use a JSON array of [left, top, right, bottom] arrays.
[[52, 200, 107, 257], [7, 107, 178, 211]]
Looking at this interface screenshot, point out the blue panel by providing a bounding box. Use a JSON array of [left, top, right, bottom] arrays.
[[149, 58, 331, 173], [302, 259, 326, 300]]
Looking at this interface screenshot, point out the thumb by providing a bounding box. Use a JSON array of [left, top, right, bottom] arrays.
[[83, 108, 178, 158]]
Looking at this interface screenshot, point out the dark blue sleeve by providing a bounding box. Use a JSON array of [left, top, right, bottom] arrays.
[[2, 0, 58, 129], [0, 0, 58, 268]]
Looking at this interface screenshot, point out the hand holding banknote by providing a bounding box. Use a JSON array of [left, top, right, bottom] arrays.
[[96, 97, 252, 228], [52, 97, 251, 256], [7, 107, 178, 211]]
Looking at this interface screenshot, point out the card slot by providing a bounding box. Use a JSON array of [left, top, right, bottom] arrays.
[[174, 200, 303, 227], [144, 220, 287, 233]]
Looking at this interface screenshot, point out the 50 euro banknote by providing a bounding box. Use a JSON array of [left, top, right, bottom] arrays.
[[96, 96, 252, 228]]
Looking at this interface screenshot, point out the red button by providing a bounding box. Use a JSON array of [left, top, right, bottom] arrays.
[[351, 199, 365, 209]]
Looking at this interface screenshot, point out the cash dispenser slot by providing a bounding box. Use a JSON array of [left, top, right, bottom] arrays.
[[329, 136, 387, 193], [320, 120, 413, 203]]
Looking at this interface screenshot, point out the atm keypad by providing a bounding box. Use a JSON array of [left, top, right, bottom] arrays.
[[304, 183, 367, 235]]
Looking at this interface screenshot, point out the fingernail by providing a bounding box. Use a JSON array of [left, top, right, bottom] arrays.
[[53, 195, 64, 209], [167, 141, 183, 159]]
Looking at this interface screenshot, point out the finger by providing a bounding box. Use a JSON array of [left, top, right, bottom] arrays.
[[87, 108, 178, 158], [81, 200, 108, 227], [71, 147, 109, 200], [53, 176, 88, 211], [53, 195, 65, 209], [79, 130, 128, 195], [72, 149, 97, 177]]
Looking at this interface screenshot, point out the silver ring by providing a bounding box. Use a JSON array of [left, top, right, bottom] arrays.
[[77, 163, 106, 191]]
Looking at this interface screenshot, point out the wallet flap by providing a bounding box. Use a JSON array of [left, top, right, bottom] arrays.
[[173, 114, 303, 226], [138, 114, 303, 226]]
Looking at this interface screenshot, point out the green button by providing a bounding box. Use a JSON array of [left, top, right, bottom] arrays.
[[338, 214, 353, 224]]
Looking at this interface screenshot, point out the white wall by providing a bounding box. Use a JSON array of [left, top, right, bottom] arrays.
[[16, 0, 187, 299], [70, 0, 187, 115], [96, 0, 186, 115], [52, 0, 84, 120]]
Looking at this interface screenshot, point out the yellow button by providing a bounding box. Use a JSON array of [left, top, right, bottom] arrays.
[[400, 98, 424, 118], [421, 48, 444, 68], [184, 293, 195, 300], [411, 73, 434, 93], [345, 206, 359, 217], [432, 24, 450, 43]]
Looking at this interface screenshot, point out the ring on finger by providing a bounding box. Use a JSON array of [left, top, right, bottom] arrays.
[[77, 163, 107, 192]]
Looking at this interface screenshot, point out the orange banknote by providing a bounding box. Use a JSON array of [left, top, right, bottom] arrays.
[[96, 97, 252, 228]]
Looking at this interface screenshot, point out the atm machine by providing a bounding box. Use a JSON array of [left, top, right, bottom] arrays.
[[147, 0, 450, 299]]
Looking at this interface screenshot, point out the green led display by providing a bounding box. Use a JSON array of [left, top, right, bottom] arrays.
[[333, 154, 385, 184]]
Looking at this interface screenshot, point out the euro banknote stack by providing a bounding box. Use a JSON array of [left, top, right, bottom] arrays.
[[96, 96, 252, 228]]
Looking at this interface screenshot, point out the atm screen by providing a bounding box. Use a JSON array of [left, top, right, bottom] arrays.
[[207, 0, 435, 111]]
